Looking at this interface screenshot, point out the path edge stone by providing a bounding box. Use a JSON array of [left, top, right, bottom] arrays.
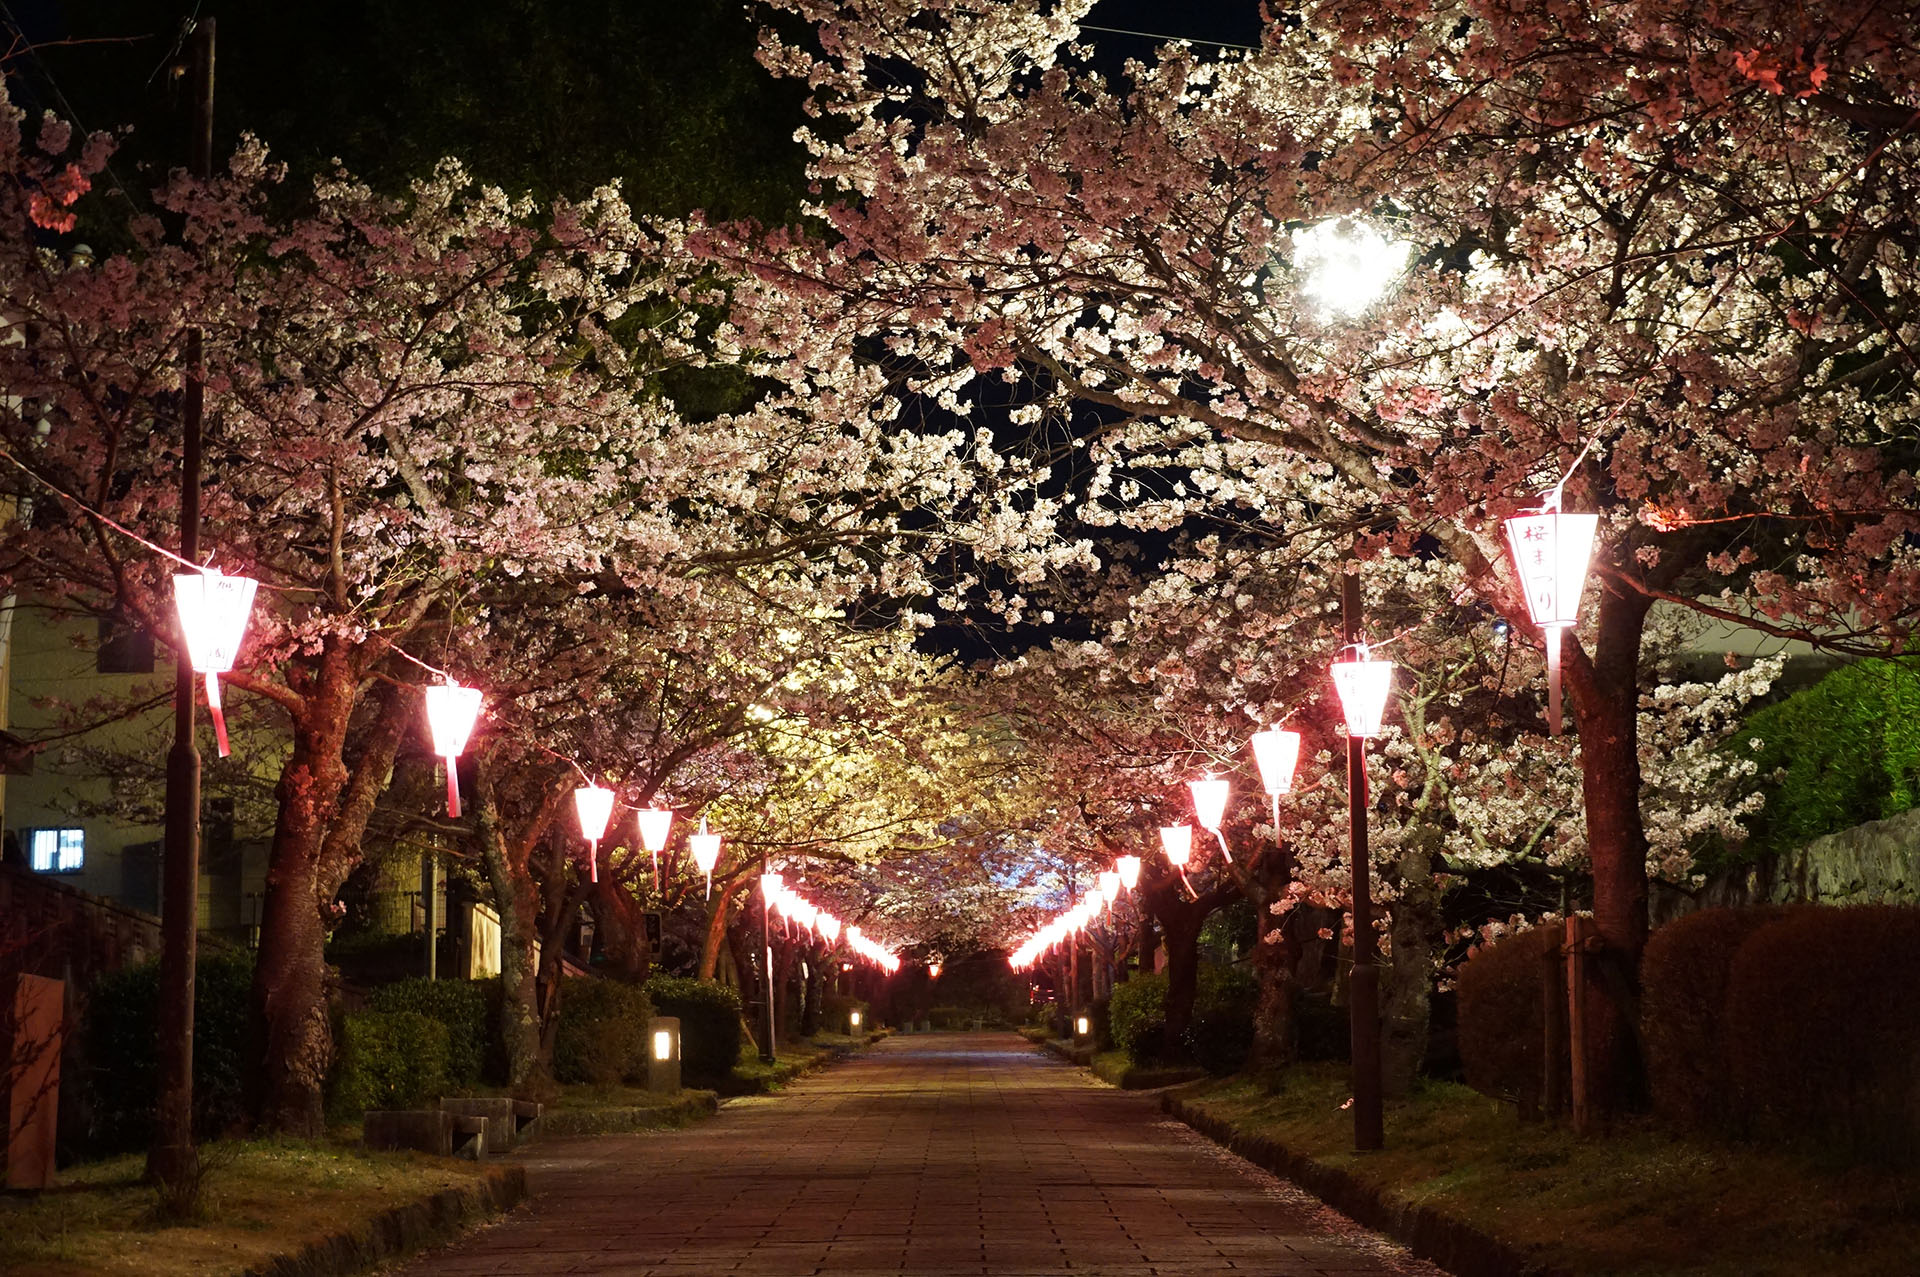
[[1162, 1093, 1572, 1277], [240, 1163, 527, 1277]]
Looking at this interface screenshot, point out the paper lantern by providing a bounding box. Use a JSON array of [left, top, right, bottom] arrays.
[[574, 785, 615, 883], [423, 681, 483, 817], [1159, 824, 1193, 868], [1331, 644, 1396, 738], [636, 807, 674, 893], [1504, 504, 1599, 735], [929, 963, 943, 980], [1097, 870, 1120, 911], [1115, 855, 1141, 891], [172, 568, 258, 757], [819, 914, 841, 943], [1189, 774, 1230, 831], [1250, 728, 1301, 796]]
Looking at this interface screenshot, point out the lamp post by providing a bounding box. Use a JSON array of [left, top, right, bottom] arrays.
[[758, 864, 780, 1062], [1330, 574, 1395, 1152]]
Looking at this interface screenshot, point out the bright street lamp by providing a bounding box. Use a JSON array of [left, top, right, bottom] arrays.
[[1294, 217, 1411, 319]]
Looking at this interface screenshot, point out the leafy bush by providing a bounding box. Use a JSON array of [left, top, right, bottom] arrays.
[[1733, 659, 1920, 859], [368, 978, 490, 1088], [330, 1010, 449, 1117], [1186, 965, 1258, 1075], [1456, 925, 1560, 1109], [552, 977, 652, 1086], [1726, 906, 1920, 1161], [1641, 906, 1791, 1133], [1108, 972, 1169, 1063], [82, 946, 253, 1151], [645, 975, 741, 1082]]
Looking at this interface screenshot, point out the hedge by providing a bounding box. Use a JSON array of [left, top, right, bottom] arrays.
[[1641, 906, 1791, 1133], [1187, 965, 1258, 1075], [1726, 906, 1920, 1161], [81, 946, 253, 1151], [330, 1010, 449, 1118], [1109, 971, 1169, 1063], [368, 978, 489, 1088], [552, 977, 652, 1086], [822, 991, 871, 1034], [1456, 925, 1560, 1110], [645, 975, 742, 1082]]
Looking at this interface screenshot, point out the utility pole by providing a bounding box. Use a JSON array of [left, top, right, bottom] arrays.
[[1343, 572, 1384, 1151], [149, 16, 214, 1192]]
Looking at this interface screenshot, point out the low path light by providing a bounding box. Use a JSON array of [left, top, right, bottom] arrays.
[[574, 784, 615, 884], [636, 807, 675, 894], [172, 567, 258, 757], [423, 680, 483, 818], [1504, 494, 1599, 735]]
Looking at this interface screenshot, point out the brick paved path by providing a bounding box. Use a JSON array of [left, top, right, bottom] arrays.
[[397, 1033, 1446, 1276]]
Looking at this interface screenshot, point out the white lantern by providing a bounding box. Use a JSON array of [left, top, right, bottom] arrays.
[[1115, 855, 1141, 891], [1331, 644, 1396, 738], [1159, 824, 1193, 868], [819, 914, 841, 944], [172, 567, 258, 757], [1250, 728, 1301, 795], [1504, 502, 1599, 735], [688, 817, 722, 898], [423, 681, 483, 818], [1189, 773, 1233, 863], [1097, 870, 1120, 912], [574, 785, 615, 884], [636, 807, 674, 893]]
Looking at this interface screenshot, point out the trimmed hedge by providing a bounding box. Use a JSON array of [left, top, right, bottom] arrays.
[[645, 975, 742, 1082], [552, 978, 652, 1086], [1641, 906, 1790, 1133], [1456, 925, 1559, 1109], [369, 978, 489, 1088], [1726, 906, 1920, 1161], [81, 946, 253, 1151], [330, 1010, 450, 1117], [1188, 965, 1258, 1075], [1109, 971, 1169, 1063]]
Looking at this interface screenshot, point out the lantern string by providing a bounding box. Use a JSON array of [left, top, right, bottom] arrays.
[[370, 632, 454, 681]]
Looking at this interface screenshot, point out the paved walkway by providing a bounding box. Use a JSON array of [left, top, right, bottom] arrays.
[[397, 1033, 1445, 1276]]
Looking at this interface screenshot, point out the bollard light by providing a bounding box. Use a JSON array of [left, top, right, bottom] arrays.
[[172, 567, 258, 757], [1504, 499, 1599, 735], [1074, 1015, 1091, 1038], [424, 681, 484, 817], [653, 1029, 673, 1061], [850, 1010, 863, 1031], [574, 785, 615, 883]]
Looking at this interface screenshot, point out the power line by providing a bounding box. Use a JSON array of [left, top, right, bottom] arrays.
[[1077, 23, 1257, 52]]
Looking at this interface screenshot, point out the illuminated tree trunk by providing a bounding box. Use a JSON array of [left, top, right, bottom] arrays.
[[698, 876, 746, 980], [473, 763, 547, 1093]]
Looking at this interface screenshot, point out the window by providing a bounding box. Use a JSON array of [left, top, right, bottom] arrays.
[[29, 827, 84, 874]]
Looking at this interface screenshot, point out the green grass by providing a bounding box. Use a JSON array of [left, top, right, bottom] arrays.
[[0, 1138, 495, 1277], [1178, 1065, 1920, 1277]]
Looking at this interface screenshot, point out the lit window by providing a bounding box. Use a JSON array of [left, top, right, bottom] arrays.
[[30, 828, 84, 874]]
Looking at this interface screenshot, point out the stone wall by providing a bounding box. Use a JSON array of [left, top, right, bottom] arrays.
[[1653, 805, 1920, 925]]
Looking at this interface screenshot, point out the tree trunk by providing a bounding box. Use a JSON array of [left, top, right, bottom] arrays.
[[800, 944, 823, 1036], [1381, 845, 1437, 1098], [1160, 907, 1202, 1053], [697, 877, 745, 980], [1563, 578, 1654, 1110], [590, 876, 652, 983], [473, 764, 546, 1094]]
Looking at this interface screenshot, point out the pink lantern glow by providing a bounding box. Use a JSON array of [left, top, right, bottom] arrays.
[[424, 681, 483, 818], [1116, 855, 1141, 891], [1250, 728, 1302, 795], [1189, 774, 1230, 831], [688, 817, 721, 899], [819, 914, 841, 943], [574, 785, 615, 883], [636, 806, 675, 894], [1159, 824, 1193, 867], [1504, 502, 1600, 736], [929, 963, 943, 979], [1331, 644, 1396, 738], [761, 869, 783, 902], [172, 568, 259, 757], [1098, 870, 1120, 910]]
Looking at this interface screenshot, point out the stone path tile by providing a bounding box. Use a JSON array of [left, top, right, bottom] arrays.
[[394, 1033, 1446, 1277]]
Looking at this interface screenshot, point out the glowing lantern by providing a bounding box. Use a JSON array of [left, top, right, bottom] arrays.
[[574, 785, 615, 883], [1331, 644, 1396, 738], [849, 1010, 863, 1031], [819, 914, 841, 944], [652, 1029, 673, 1061], [1189, 773, 1233, 863], [760, 869, 783, 905], [1074, 1015, 1091, 1038], [929, 963, 943, 980], [1116, 855, 1141, 891], [1504, 500, 1600, 735], [636, 807, 674, 893], [423, 681, 483, 818], [1251, 728, 1302, 795], [1098, 870, 1120, 913], [172, 567, 258, 757], [1159, 824, 1193, 868], [684, 817, 720, 898]]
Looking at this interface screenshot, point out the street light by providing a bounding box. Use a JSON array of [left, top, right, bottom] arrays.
[[573, 784, 615, 884], [1294, 217, 1412, 319], [423, 680, 483, 818], [1330, 589, 1396, 1153], [1504, 496, 1599, 735]]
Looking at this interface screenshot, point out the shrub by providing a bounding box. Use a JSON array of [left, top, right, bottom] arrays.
[[330, 1010, 449, 1117], [821, 991, 871, 1034], [1726, 906, 1920, 1161], [552, 978, 651, 1086], [1108, 972, 1169, 1063], [1186, 965, 1258, 1075], [369, 978, 489, 1088], [1456, 925, 1560, 1109], [1641, 906, 1791, 1133], [928, 1004, 973, 1030], [82, 946, 253, 1151], [645, 975, 741, 1082]]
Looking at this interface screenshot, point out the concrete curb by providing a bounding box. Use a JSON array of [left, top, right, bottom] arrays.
[[1036, 1038, 1206, 1089], [241, 1163, 527, 1277], [1162, 1094, 1571, 1277], [537, 1090, 720, 1137]]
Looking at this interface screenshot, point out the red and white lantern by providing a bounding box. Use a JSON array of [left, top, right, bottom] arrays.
[[172, 567, 258, 757], [1115, 855, 1141, 891], [424, 680, 483, 817], [636, 807, 675, 893], [1159, 824, 1193, 868], [688, 817, 721, 899], [1250, 728, 1301, 795], [1504, 497, 1599, 735], [1189, 773, 1232, 863], [1331, 644, 1396, 739], [574, 784, 615, 883]]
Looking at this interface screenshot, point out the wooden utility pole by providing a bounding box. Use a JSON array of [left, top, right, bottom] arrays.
[[149, 16, 214, 1193], [1343, 572, 1385, 1151]]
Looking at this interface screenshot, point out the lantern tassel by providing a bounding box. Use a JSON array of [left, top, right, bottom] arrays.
[[1212, 828, 1233, 864], [205, 672, 231, 757], [1271, 793, 1282, 847], [704, 870, 712, 901], [1179, 867, 1197, 901], [588, 840, 599, 884], [445, 763, 462, 819], [652, 848, 661, 896], [1547, 624, 1564, 736]]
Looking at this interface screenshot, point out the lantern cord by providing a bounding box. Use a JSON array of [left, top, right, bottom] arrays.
[[373, 635, 453, 682], [1179, 866, 1198, 901], [1211, 828, 1234, 864], [445, 766, 463, 820]]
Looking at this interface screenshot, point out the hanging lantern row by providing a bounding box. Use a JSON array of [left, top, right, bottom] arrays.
[[1007, 854, 1138, 971], [761, 877, 900, 972]]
